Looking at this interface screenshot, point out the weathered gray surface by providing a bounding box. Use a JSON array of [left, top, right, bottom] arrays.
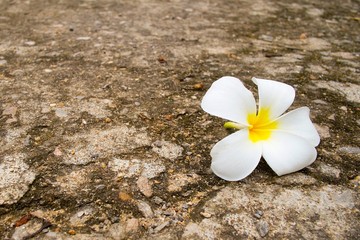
[[0, 0, 359, 239]]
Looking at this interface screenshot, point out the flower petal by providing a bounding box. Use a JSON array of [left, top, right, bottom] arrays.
[[262, 131, 317, 176], [275, 107, 320, 146], [252, 77, 295, 120], [210, 129, 262, 181], [201, 76, 256, 125]]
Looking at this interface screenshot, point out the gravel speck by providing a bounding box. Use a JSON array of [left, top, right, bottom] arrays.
[[254, 210, 263, 219], [76, 36, 91, 40]]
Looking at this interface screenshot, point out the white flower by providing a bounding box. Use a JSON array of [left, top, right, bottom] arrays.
[[201, 76, 320, 181]]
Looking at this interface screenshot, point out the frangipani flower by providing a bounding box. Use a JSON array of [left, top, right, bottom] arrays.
[[201, 76, 320, 181]]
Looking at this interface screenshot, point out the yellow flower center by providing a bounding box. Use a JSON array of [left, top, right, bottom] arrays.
[[247, 108, 278, 142]]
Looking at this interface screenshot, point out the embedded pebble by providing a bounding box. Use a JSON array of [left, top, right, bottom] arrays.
[[141, 162, 166, 179], [53, 147, 63, 156], [167, 173, 200, 192], [193, 83, 204, 90], [0, 59, 7, 65], [328, 114, 335, 120], [136, 200, 154, 218], [125, 218, 139, 233], [259, 34, 273, 42], [152, 140, 183, 161], [200, 212, 212, 218], [41, 107, 51, 114], [314, 123, 330, 138], [340, 106, 347, 112], [338, 146, 360, 155], [107, 223, 125, 239], [152, 196, 164, 205], [137, 176, 153, 197], [55, 108, 68, 118], [256, 221, 269, 237], [23, 135, 31, 146], [312, 99, 327, 105], [318, 163, 341, 179], [118, 192, 133, 202], [153, 221, 170, 233], [306, 8, 324, 17]]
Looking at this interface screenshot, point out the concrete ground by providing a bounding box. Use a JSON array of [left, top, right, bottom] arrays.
[[0, 0, 359, 239]]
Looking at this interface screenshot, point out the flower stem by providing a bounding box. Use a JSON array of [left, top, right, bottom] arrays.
[[224, 122, 244, 130]]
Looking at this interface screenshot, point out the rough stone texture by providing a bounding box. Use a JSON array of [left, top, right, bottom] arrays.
[[55, 167, 94, 194], [62, 126, 151, 165], [196, 184, 357, 239], [274, 172, 317, 186], [0, 154, 36, 205], [108, 158, 166, 179], [182, 219, 223, 240], [167, 173, 201, 192], [0, 0, 359, 239], [314, 81, 360, 103], [152, 140, 184, 161]]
